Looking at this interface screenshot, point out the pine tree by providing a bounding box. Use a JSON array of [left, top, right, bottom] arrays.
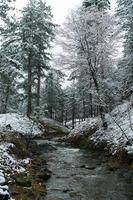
[[83, 0, 110, 10], [43, 69, 64, 121], [0, 0, 15, 18], [0, 0, 22, 113], [34, 0, 55, 109], [0, 0, 56, 116], [63, 85, 78, 129], [19, 0, 56, 117]]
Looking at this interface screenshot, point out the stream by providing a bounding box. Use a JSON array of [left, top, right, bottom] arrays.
[[37, 140, 133, 200]]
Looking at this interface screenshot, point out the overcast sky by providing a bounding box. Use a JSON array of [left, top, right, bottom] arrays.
[[14, 0, 117, 24]]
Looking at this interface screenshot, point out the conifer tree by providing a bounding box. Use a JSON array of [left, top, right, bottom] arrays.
[[83, 0, 110, 10], [20, 0, 55, 117], [43, 69, 64, 121]]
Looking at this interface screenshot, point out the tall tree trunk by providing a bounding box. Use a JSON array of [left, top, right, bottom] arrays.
[[65, 110, 67, 127], [60, 102, 64, 124], [89, 93, 93, 117], [72, 94, 76, 129], [4, 85, 10, 114], [83, 97, 86, 121], [88, 59, 107, 129], [37, 63, 41, 107], [27, 52, 32, 117], [78, 116, 81, 124], [48, 105, 53, 119], [89, 78, 93, 117], [72, 110, 75, 129]]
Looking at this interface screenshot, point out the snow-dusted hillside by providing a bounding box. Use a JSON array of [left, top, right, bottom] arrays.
[[69, 117, 101, 137], [0, 113, 41, 135], [67, 101, 133, 156], [92, 102, 133, 155]]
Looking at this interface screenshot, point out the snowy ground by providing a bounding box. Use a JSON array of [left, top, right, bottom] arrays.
[[65, 119, 82, 129], [0, 143, 30, 172], [0, 142, 30, 199], [93, 101, 133, 155], [0, 170, 9, 199], [68, 101, 133, 155], [68, 117, 101, 137], [0, 113, 37, 199], [0, 113, 41, 135]]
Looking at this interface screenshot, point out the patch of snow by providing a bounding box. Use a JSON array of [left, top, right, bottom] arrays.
[[0, 113, 41, 135], [111, 101, 129, 117], [22, 158, 30, 165], [0, 185, 8, 190], [125, 145, 133, 154], [0, 187, 9, 195], [65, 119, 81, 129], [0, 142, 31, 199], [0, 175, 5, 184], [0, 170, 10, 199], [68, 117, 101, 137], [0, 143, 29, 173], [91, 102, 133, 155], [68, 101, 133, 155]]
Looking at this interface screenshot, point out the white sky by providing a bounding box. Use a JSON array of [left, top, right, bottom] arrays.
[[14, 0, 117, 24]]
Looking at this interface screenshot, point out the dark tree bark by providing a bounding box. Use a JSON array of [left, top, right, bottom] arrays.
[[83, 97, 86, 121], [37, 63, 41, 107], [60, 102, 64, 124], [89, 78, 93, 117], [72, 93, 76, 129], [89, 93, 93, 117], [64, 110, 68, 127], [48, 105, 53, 119], [27, 51, 32, 117], [88, 59, 107, 129], [3, 85, 10, 114]]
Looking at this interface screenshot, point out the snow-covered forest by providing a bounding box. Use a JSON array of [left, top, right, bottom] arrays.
[[0, 0, 132, 126], [0, 0, 133, 199]]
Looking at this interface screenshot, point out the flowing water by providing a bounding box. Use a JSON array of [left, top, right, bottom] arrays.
[[37, 140, 133, 200]]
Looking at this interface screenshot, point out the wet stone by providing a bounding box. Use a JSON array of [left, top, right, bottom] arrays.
[[63, 189, 72, 193], [79, 164, 96, 170]]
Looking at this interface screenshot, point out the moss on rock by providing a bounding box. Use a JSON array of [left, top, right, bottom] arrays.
[[9, 156, 48, 200]]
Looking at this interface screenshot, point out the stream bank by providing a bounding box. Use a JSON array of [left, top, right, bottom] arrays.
[[1, 134, 133, 200], [7, 138, 51, 200]]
